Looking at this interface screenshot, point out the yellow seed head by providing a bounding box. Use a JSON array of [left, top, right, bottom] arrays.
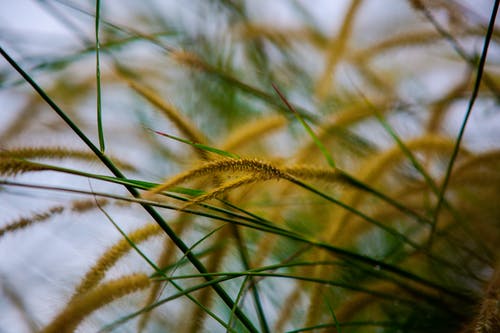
[[42, 273, 151, 333]]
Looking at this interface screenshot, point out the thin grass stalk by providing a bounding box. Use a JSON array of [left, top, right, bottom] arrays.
[[276, 85, 432, 229], [35, 0, 317, 121], [148, 155, 437, 258], [0, 147, 135, 171], [185, 226, 231, 333], [273, 83, 336, 167], [227, 275, 252, 332], [155, 269, 445, 309], [373, 107, 493, 258], [357, 95, 488, 254], [164, 224, 228, 333], [286, 320, 418, 333], [323, 289, 341, 333], [429, 0, 499, 247], [324, 135, 462, 242], [95, 0, 105, 152], [230, 224, 270, 333], [137, 216, 192, 332]]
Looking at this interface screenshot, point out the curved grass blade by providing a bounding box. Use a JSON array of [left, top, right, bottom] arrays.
[[272, 83, 336, 168], [150, 128, 240, 159], [227, 276, 251, 333], [430, 0, 499, 247], [231, 225, 270, 333]]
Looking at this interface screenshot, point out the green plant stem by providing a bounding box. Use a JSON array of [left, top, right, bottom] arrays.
[[231, 225, 270, 333], [323, 290, 341, 333], [227, 276, 252, 333], [273, 83, 336, 167], [429, 0, 499, 247], [95, 0, 105, 152]]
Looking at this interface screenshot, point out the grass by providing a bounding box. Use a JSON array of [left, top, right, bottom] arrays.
[[1, 1, 499, 332]]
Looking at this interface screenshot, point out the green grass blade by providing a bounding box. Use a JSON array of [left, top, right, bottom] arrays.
[[162, 224, 227, 292], [153, 270, 439, 309], [227, 276, 251, 333], [95, 0, 105, 152], [324, 290, 341, 333], [150, 129, 240, 159], [430, 0, 499, 247], [413, 0, 500, 99], [91, 191, 237, 332], [231, 225, 270, 333], [337, 169, 432, 225], [285, 176, 472, 278], [272, 83, 336, 168], [94, 196, 160, 273]]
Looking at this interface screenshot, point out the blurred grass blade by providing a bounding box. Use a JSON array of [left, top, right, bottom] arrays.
[[272, 83, 336, 168], [324, 291, 341, 333], [227, 276, 251, 333], [150, 128, 240, 159]]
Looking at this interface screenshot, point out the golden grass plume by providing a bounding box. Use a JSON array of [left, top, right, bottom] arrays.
[[42, 273, 151, 333]]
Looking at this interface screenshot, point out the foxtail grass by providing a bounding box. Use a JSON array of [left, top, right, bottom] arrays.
[[1, 1, 499, 332]]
